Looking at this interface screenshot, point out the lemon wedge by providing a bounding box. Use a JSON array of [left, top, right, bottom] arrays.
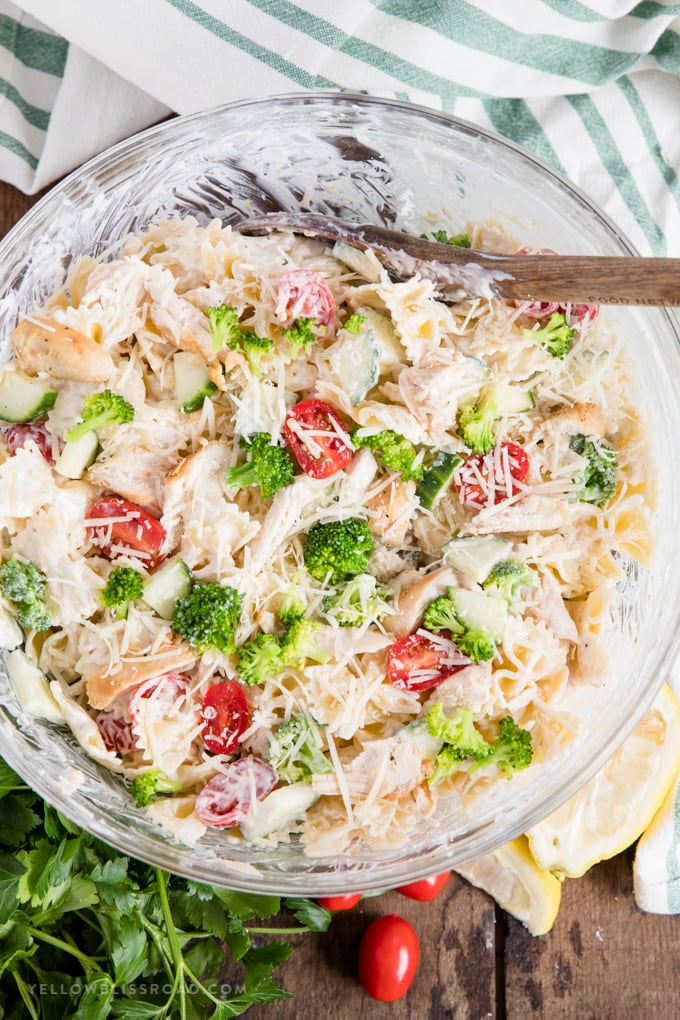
[[454, 835, 562, 935], [527, 683, 680, 879]]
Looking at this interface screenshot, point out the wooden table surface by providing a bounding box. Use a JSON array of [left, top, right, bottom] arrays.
[[2, 181, 678, 1020]]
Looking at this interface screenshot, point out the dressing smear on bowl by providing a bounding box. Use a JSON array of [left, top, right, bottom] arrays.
[[0, 217, 652, 855]]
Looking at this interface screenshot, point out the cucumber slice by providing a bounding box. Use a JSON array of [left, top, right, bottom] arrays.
[[0, 600, 22, 650], [353, 306, 404, 374], [239, 782, 319, 839], [5, 648, 65, 723], [416, 451, 462, 510], [174, 351, 218, 412], [447, 587, 508, 642], [332, 241, 382, 282], [484, 380, 535, 414], [0, 368, 57, 423], [142, 558, 191, 619], [331, 329, 380, 405], [54, 430, 99, 479], [397, 719, 443, 760], [441, 535, 513, 584]]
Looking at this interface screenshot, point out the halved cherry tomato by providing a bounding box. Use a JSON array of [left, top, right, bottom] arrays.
[[5, 422, 59, 465], [284, 398, 353, 478], [96, 712, 137, 754], [358, 914, 420, 1003], [396, 871, 451, 902], [567, 301, 599, 326], [316, 893, 363, 911], [200, 680, 250, 755], [86, 496, 167, 566], [195, 756, 277, 829], [454, 440, 529, 509], [276, 270, 336, 330], [129, 673, 189, 723], [387, 631, 469, 692]]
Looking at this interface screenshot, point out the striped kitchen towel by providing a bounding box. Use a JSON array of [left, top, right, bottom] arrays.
[[2, 0, 680, 258], [2, 0, 680, 911]]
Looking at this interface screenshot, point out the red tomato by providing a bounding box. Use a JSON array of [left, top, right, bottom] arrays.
[[514, 247, 599, 325], [567, 301, 599, 327], [5, 422, 59, 465], [284, 398, 353, 478], [200, 680, 250, 755], [128, 673, 189, 722], [96, 712, 137, 754], [316, 894, 362, 911], [454, 440, 529, 509], [387, 631, 469, 692], [276, 270, 336, 330], [195, 756, 277, 829], [358, 914, 420, 1003], [85, 496, 167, 566], [396, 871, 451, 902]]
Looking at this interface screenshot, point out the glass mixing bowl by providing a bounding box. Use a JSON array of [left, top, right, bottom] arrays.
[[1, 93, 679, 895]]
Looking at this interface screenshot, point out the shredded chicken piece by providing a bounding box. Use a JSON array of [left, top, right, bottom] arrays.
[[11, 317, 116, 382], [464, 495, 573, 536], [85, 641, 197, 709], [385, 567, 459, 638], [528, 572, 579, 643], [540, 401, 607, 438], [366, 477, 418, 547], [311, 737, 427, 799]]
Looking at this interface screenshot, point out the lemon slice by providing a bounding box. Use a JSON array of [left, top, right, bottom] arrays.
[[455, 835, 561, 935], [527, 683, 680, 879]]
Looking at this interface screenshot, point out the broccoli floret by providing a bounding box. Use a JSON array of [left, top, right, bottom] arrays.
[[267, 712, 333, 784], [237, 632, 284, 686], [431, 230, 471, 248], [458, 400, 497, 456], [455, 629, 496, 662], [569, 433, 617, 508], [469, 716, 533, 776], [225, 433, 294, 500], [101, 566, 145, 620], [280, 617, 330, 667], [278, 573, 307, 627], [343, 312, 367, 335], [205, 304, 242, 352], [64, 389, 134, 442], [352, 429, 424, 482], [322, 573, 391, 627], [425, 703, 492, 784], [0, 557, 51, 631], [482, 560, 539, 610], [130, 769, 182, 806], [523, 311, 574, 359], [171, 581, 243, 654], [282, 317, 317, 358], [303, 518, 375, 584], [205, 304, 273, 376], [422, 596, 464, 636]]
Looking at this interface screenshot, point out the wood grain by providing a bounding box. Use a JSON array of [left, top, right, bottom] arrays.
[[1, 179, 679, 1020]]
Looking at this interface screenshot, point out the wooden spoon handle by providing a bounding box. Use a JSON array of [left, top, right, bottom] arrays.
[[234, 213, 680, 306]]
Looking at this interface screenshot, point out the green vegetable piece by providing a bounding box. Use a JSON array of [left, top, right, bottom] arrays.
[[64, 389, 134, 443], [225, 432, 295, 499], [205, 303, 241, 351], [469, 716, 533, 775], [280, 616, 330, 667], [282, 317, 318, 357], [425, 703, 492, 784], [322, 573, 391, 627], [237, 632, 284, 685], [352, 428, 424, 481], [431, 229, 471, 248], [482, 559, 539, 609], [343, 312, 367, 335], [171, 581, 243, 654], [422, 596, 464, 636], [458, 381, 534, 456], [455, 628, 496, 662], [416, 451, 462, 509], [268, 712, 333, 784], [303, 518, 375, 584], [569, 432, 617, 508], [523, 311, 574, 359], [0, 369, 57, 423], [129, 768, 181, 806], [0, 557, 51, 632], [101, 566, 144, 620]]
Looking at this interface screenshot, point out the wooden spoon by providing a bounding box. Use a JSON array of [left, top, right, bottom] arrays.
[[233, 211, 680, 307]]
